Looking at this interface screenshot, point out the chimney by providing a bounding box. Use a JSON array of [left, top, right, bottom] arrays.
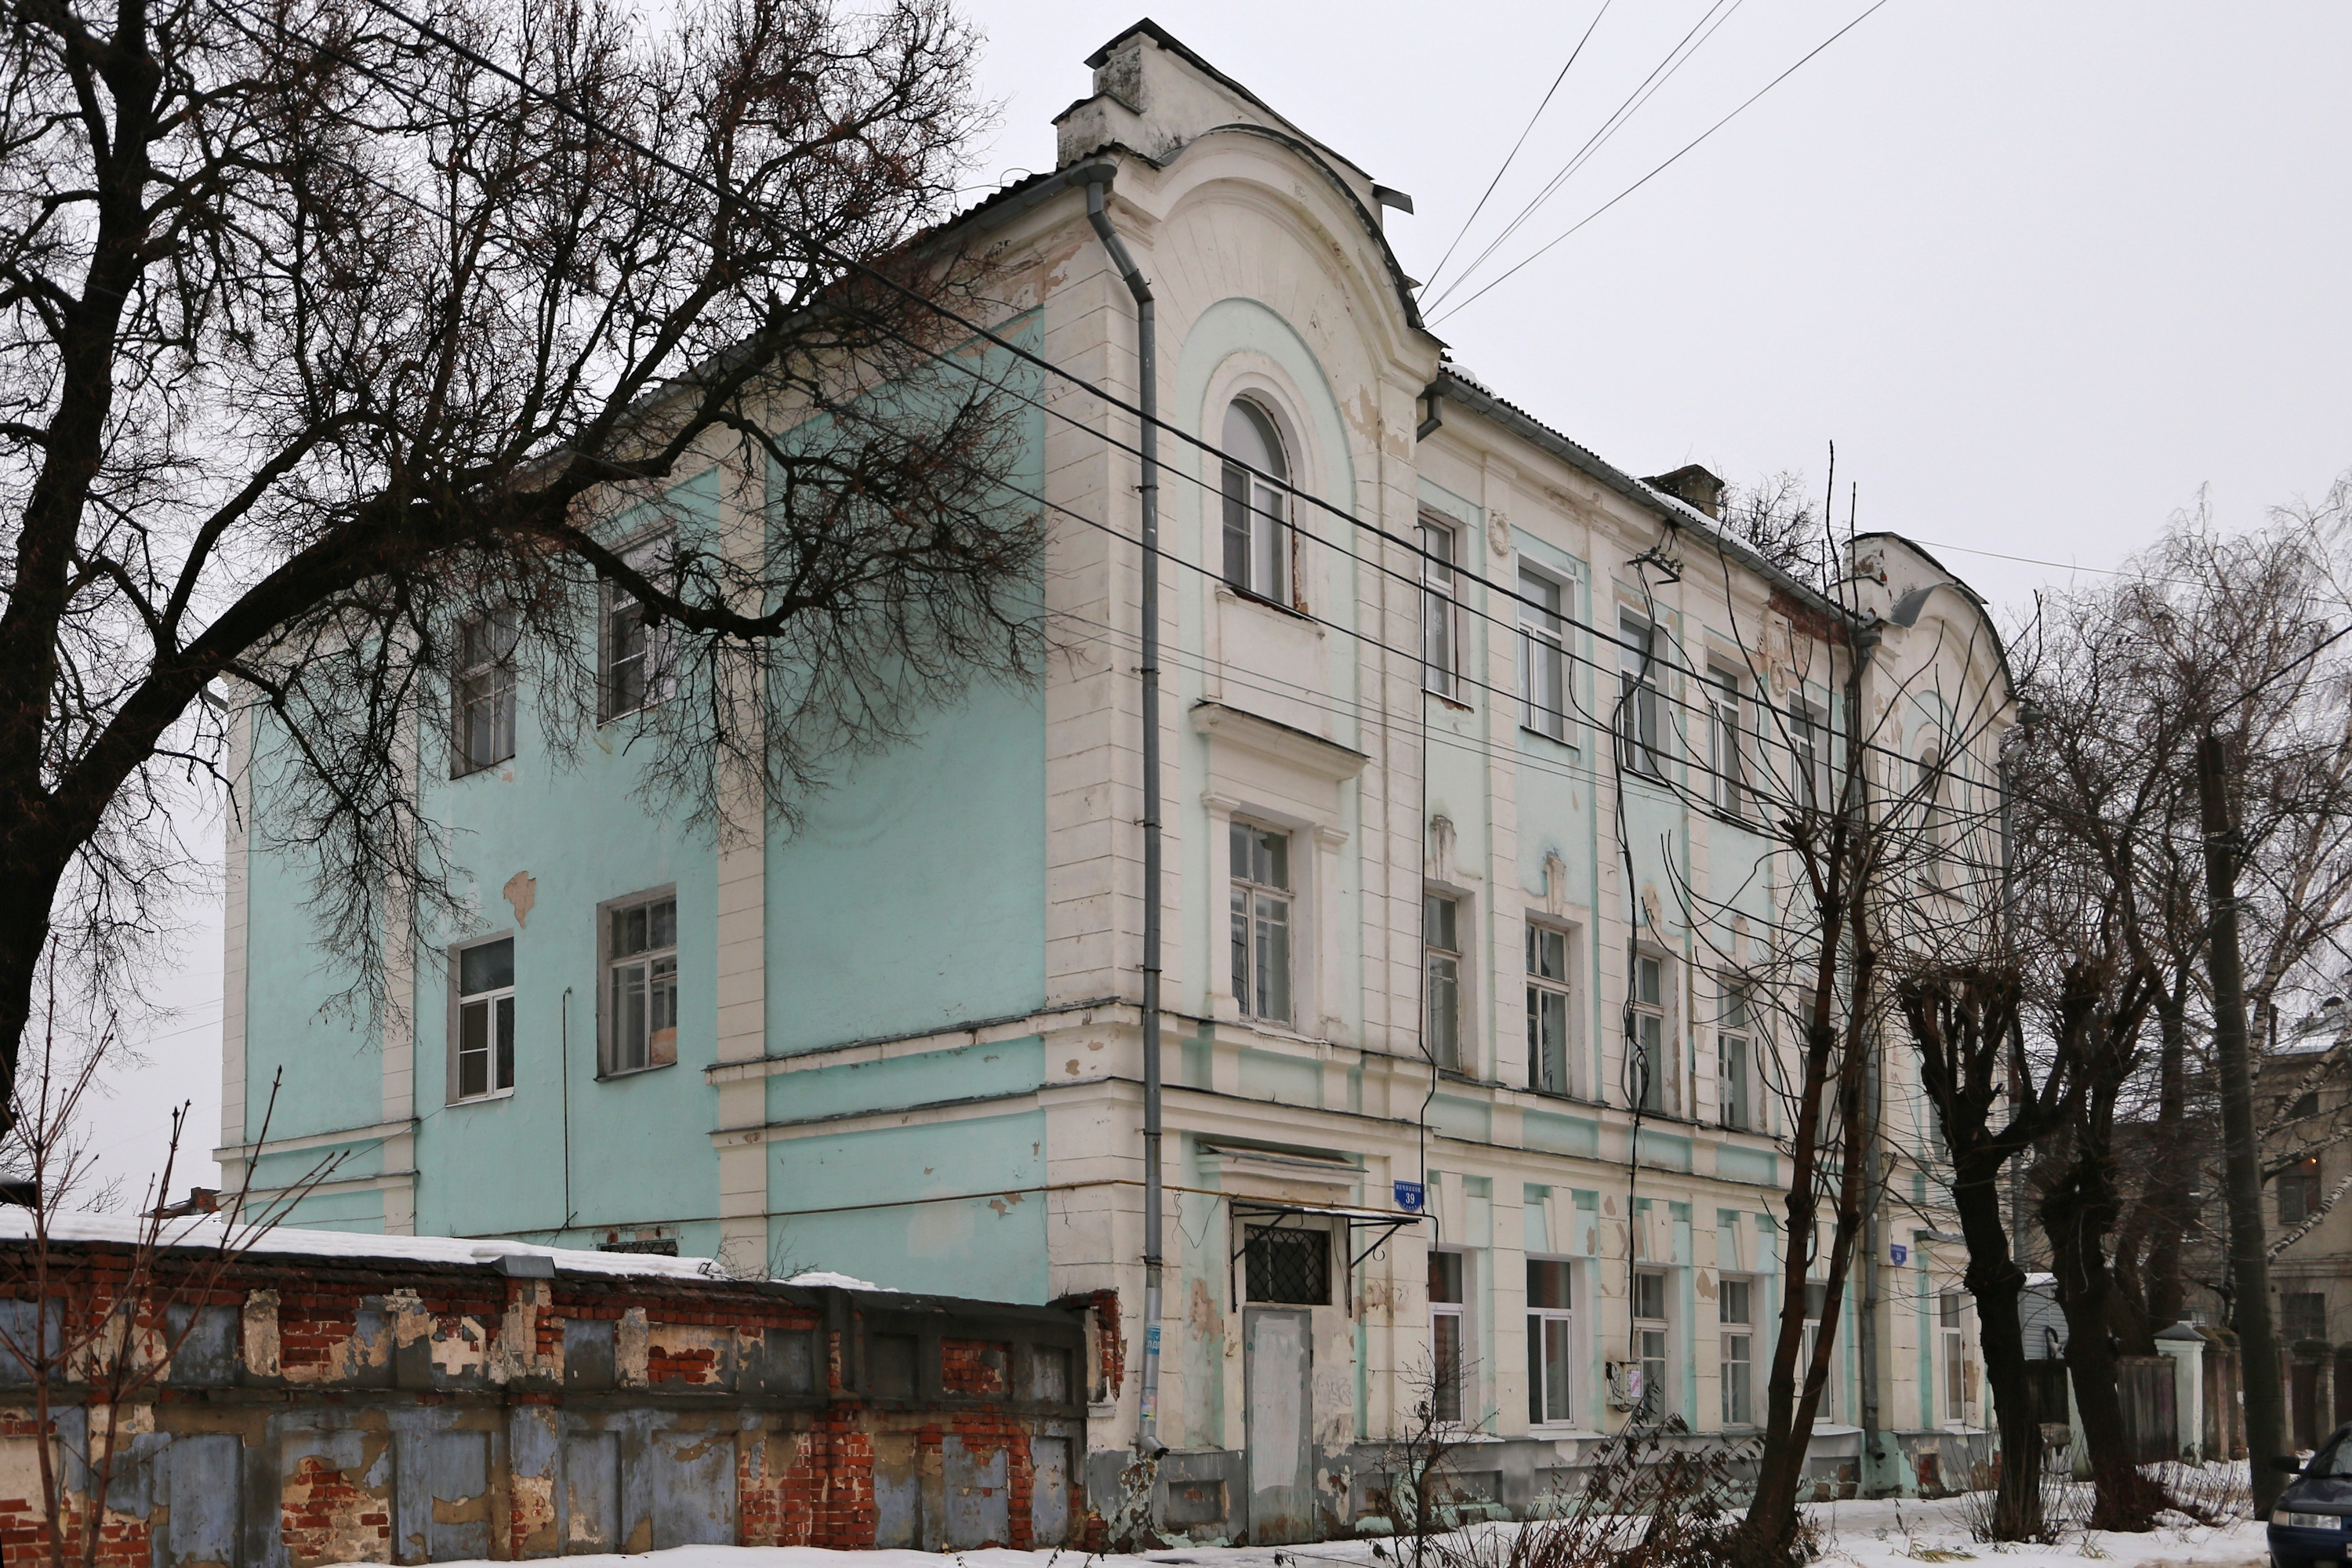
[[1643, 463, 1726, 521]]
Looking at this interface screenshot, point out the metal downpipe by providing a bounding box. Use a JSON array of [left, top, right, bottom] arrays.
[[1083, 168, 1167, 1458]]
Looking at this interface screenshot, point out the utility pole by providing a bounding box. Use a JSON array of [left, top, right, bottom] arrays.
[[2198, 729, 2288, 1505]]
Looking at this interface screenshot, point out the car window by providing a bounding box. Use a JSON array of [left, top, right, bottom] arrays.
[[2312, 1436, 2352, 1476]]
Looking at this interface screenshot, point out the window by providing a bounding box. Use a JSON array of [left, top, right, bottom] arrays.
[[1220, 400, 1289, 603], [2284, 1291, 2329, 1343], [1720, 1276, 1754, 1425], [1919, 746, 1954, 887], [1940, 1294, 1968, 1422], [1231, 823, 1294, 1024], [1527, 1259, 1575, 1425], [605, 894, 677, 1074], [1630, 953, 1670, 1113], [1430, 1250, 1466, 1422], [1528, 924, 1572, 1097], [1802, 1279, 1834, 1421], [601, 534, 673, 720], [1790, 700, 1824, 811], [454, 938, 515, 1101], [452, 611, 517, 775], [1425, 893, 1463, 1070], [1617, 613, 1663, 777], [1708, 666, 1746, 815], [1519, 568, 1568, 740], [1719, 983, 1754, 1131], [1421, 519, 1459, 698], [1245, 1224, 1330, 1305], [2281, 1156, 2325, 1227], [1633, 1269, 1669, 1421]]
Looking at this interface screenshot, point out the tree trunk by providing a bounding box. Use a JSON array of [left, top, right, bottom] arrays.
[[2112, 996, 2194, 1352], [2042, 1160, 2161, 1530], [1950, 1145, 2043, 1538], [1737, 1018, 1871, 1564], [2198, 732, 2290, 1509]]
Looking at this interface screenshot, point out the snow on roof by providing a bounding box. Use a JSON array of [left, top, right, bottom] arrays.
[[0, 1210, 737, 1283], [782, 1270, 887, 1292]]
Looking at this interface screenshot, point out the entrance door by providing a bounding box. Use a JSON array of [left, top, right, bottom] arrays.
[[1245, 1307, 1313, 1544]]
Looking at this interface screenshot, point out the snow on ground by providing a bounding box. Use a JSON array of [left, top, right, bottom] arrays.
[[419, 1492, 2267, 1568]]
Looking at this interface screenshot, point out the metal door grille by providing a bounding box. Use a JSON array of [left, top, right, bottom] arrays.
[[1245, 1225, 1330, 1305]]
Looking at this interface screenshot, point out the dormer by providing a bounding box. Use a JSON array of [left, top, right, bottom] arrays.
[[1054, 20, 1404, 225]]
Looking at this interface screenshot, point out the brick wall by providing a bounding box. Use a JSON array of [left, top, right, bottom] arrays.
[[0, 1239, 1089, 1567]]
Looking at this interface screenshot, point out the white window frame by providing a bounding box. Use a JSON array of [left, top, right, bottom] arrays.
[[601, 532, 675, 722], [1421, 516, 1461, 699], [1719, 1274, 1755, 1426], [1617, 612, 1664, 778], [1630, 950, 1673, 1114], [1707, 664, 1748, 816], [1801, 1279, 1835, 1422], [1220, 400, 1290, 604], [1430, 1247, 1470, 1425], [1230, 820, 1295, 1025], [451, 935, 516, 1103], [1718, 980, 1756, 1132], [1526, 1256, 1577, 1428], [1789, 698, 1827, 811], [452, 609, 517, 776], [601, 888, 679, 1076], [1939, 1292, 1969, 1425], [1425, 890, 1465, 1071], [1527, 922, 1574, 1098], [1518, 564, 1570, 742], [1632, 1267, 1671, 1421]]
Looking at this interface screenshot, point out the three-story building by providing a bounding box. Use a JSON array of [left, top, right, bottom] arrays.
[[222, 20, 2020, 1538]]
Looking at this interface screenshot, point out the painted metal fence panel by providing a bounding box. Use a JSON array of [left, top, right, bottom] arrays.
[[2118, 1356, 2178, 1463], [560, 1428, 621, 1555], [942, 1435, 1009, 1549], [1030, 1436, 1070, 1546], [161, 1434, 241, 1568]]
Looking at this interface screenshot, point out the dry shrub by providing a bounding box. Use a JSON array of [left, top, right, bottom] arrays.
[[1430, 1419, 1795, 1568], [1951, 1435, 2082, 1545], [2152, 1460, 2252, 1524]]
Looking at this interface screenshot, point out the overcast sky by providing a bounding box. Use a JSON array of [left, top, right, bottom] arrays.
[[85, 0, 2352, 1206]]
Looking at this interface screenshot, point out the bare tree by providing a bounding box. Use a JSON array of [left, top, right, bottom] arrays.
[[1611, 514, 2016, 1563], [0, 0, 1040, 1116], [2005, 492, 2352, 1512], [1719, 471, 1829, 591], [1897, 963, 2063, 1541], [0, 1009, 335, 1568]]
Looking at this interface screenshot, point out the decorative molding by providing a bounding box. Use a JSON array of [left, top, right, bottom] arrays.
[[1189, 700, 1369, 782]]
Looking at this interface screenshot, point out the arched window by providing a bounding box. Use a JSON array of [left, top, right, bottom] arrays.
[[1221, 400, 1289, 601]]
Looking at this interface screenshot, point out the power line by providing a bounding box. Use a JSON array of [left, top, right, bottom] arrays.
[[221, 5, 2022, 843], [1418, 0, 1619, 298], [1433, 0, 1899, 325], [227, 0, 1970, 794], [1426, 0, 1751, 311], [296, 0, 1867, 698]]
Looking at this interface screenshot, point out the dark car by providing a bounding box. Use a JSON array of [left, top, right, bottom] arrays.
[[2272, 1428, 2352, 1568]]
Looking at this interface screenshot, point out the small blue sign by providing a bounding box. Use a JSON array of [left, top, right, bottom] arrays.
[[1889, 1243, 1909, 1267], [1394, 1180, 1426, 1213]]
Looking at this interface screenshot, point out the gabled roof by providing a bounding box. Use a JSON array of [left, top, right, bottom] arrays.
[[1083, 19, 1377, 183]]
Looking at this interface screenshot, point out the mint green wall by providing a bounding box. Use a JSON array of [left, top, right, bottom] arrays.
[[759, 674, 1046, 1056], [763, 1109, 1048, 1301], [408, 688, 718, 1243], [238, 806, 389, 1141], [239, 325, 1056, 1258]]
